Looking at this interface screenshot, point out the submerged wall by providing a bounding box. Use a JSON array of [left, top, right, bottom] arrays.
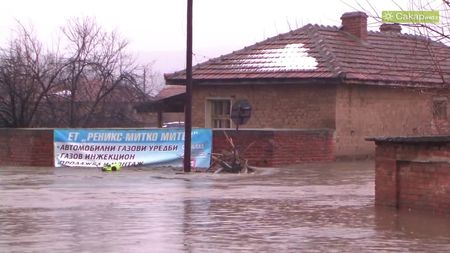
[[0, 129, 54, 166], [213, 129, 335, 167], [368, 136, 450, 216], [0, 128, 335, 167]]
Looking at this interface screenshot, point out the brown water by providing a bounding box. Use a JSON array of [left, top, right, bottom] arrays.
[[1, 161, 450, 252]]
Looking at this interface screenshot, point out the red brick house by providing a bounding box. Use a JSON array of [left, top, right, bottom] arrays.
[[165, 12, 450, 159]]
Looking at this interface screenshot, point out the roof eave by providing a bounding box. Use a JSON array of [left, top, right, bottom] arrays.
[[166, 77, 342, 86], [343, 78, 449, 89]]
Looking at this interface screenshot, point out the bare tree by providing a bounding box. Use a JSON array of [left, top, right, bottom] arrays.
[[0, 18, 161, 128], [343, 0, 449, 42], [403, 0, 450, 44], [343, 0, 450, 84], [0, 23, 63, 127], [50, 17, 135, 127], [132, 62, 164, 97]]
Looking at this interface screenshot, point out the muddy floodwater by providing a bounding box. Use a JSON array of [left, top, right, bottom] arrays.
[[1, 161, 450, 252]]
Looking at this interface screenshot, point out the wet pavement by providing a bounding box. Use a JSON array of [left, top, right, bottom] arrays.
[[1, 161, 450, 252]]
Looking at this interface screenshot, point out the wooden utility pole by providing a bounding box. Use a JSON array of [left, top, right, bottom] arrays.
[[184, 0, 193, 172]]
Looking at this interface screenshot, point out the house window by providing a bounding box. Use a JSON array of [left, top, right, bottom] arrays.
[[433, 98, 447, 120], [206, 99, 231, 128]]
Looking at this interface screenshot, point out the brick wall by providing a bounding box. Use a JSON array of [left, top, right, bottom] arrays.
[[397, 161, 450, 215], [1, 128, 334, 167], [194, 83, 450, 160], [213, 129, 335, 167], [336, 85, 439, 158], [369, 136, 450, 216], [193, 83, 336, 129], [0, 129, 54, 166]]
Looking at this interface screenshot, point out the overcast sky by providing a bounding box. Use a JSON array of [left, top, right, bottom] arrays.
[[0, 0, 412, 73]]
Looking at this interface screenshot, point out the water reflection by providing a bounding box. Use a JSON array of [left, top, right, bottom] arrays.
[[1, 161, 450, 252]]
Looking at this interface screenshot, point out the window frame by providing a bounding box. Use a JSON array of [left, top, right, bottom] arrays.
[[205, 98, 232, 128], [432, 97, 448, 120]]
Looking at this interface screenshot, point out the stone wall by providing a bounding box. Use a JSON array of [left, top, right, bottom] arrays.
[[368, 136, 450, 216]]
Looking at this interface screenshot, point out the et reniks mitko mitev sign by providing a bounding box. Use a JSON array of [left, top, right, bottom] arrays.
[[54, 128, 212, 169]]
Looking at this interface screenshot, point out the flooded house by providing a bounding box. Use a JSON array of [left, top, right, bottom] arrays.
[[165, 11, 450, 159]]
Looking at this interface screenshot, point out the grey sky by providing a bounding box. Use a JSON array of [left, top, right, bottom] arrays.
[[0, 0, 410, 73]]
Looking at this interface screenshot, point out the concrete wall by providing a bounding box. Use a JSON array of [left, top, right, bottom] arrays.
[[192, 83, 336, 129], [0, 128, 334, 167], [335, 85, 439, 158], [370, 136, 450, 216]]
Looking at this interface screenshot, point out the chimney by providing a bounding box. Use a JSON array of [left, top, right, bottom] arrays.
[[341, 12, 368, 40], [380, 23, 402, 33]]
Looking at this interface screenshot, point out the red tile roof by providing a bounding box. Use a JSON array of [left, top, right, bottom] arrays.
[[165, 24, 450, 87], [154, 85, 185, 100], [135, 85, 185, 113]]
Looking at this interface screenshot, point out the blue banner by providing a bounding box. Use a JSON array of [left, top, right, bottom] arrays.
[[54, 129, 212, 169]]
